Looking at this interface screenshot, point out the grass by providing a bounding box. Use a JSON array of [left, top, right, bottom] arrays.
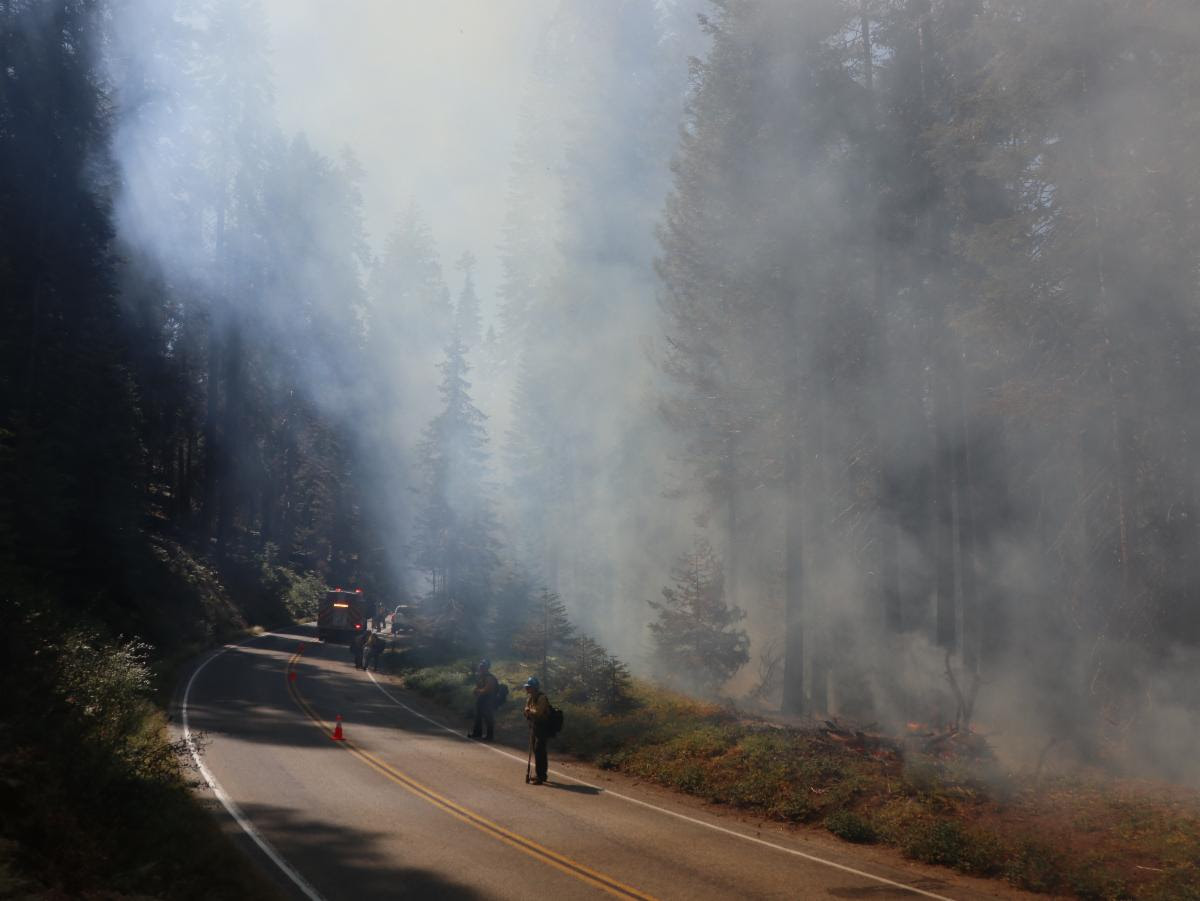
[[394, 652, 1200, 899]]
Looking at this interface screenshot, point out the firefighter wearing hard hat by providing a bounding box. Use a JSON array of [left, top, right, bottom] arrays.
[[468, 658, 499, 741], [523, 676, 551, 784]]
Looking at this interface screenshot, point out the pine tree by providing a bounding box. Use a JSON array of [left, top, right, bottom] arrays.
[[560, 634, 609, 703], [597, 653, 634, 714], [367, 204, 453, 430], [413, 336, 499, 644], [453, 251, 483, 351], [488, 563, 538, 656], [648, 540, 749, 695], [512, 587, 573, 689]]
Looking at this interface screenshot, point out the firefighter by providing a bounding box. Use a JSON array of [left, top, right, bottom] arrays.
[[469, 658, 499, 741], [352, 629, 368, 670], [523, 676, 550, 784], [367, 630, 386, 672]]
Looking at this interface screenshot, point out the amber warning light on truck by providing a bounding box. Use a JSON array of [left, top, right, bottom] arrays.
[[318, 588, 374, 643]]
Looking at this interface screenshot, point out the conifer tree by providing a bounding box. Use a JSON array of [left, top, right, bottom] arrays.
[[367, 204, 453, 431], [512, 587, 573, 689], [648, 540, 749, 695], [453, 251, 483, 351], [597, 653, 634, 714], [413, 336, 499, 644], [560, 634, 609, 703]]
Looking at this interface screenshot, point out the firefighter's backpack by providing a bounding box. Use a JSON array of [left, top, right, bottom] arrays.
[[547, 703, 564, 738], [495, 682, 509, 706]]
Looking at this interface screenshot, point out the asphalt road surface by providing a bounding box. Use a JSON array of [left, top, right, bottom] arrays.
[[177, 627, 1023, 901]]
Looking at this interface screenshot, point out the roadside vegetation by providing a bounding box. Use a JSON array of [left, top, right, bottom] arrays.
[[0, 537, 299, 899], [390, 647, 1200, 901]]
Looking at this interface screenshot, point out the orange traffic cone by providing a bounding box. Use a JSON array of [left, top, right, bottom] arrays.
[[331, 715, 345, 741]]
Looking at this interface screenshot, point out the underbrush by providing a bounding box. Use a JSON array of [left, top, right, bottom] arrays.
[[1, 599, 281, 898], [398, 655, 1200, 899]]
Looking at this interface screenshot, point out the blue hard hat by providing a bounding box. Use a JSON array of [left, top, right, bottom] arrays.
[[479, 658, 490, 669], [523, 676, 540, 689]]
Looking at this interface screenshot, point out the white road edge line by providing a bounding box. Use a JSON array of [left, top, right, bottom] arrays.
[[183, 635, 325, 901], [365, 670, 958, 901]]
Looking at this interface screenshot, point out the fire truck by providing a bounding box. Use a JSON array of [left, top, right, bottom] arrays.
[[317, 588, 374, 643]]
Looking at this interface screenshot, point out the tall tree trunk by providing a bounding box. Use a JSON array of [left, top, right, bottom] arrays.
[[216, 323, 241, 563], [723, 431, 739, 612], [808, 367, 835, 716], [957, 380, 981, 672], [860, 0, 904, 641], [183, 428, 196, 521], [1080, 59, 1135, 696], [781, 391, 806, 715], [274, 400, 296, 556], [932, 372, 957, 650], [201, 322, 220, 541], [202, 134, 231, 544]]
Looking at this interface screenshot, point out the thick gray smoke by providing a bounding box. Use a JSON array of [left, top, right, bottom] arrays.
[[101, 0, 1200, 784]]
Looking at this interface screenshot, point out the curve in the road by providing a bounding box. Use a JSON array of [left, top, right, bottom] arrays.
[[285, 650, 656, 901], [183, 631, 977, 900], [182, 638, 326, 901]]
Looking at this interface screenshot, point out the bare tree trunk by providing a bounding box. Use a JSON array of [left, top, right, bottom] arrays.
[[723, 431, 739, 612], [810, 375, 833, 716], [201, 322, 220, 541], [781, 392, 806, 715], [183, 428, 196, 522], [932, 376, 957, 651], [216, 323, 241, 564], [1080, 61, 1136, 697], [860, 0, 904, 642], [957, 381, 981, 673]]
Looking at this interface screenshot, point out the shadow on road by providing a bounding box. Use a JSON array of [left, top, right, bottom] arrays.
[[544, 782, 602, 796], [239, 801, 486, 900]]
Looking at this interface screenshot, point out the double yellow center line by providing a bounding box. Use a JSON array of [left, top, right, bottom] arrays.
[[286, 652, 657, 901]]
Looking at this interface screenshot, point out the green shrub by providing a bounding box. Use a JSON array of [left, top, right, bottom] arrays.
[[902, 757, 944, 797], [826, 810, 878, 843], [1004, 839, 1064, 892], [596, 751, 626, 770], [903, 820, 971, 866], [1, 605, 280, 898], [902, 819, 1006, 875], [768, 793, 815, 822], [54, 629, 176, 777], [282, 570, 325, 621]]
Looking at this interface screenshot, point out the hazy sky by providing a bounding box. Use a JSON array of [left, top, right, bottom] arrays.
[[260, 0, 559, 312]]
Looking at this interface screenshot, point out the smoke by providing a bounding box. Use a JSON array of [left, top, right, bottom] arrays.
[[98, 0, 1200, 784], [260, 0, 557, 308]]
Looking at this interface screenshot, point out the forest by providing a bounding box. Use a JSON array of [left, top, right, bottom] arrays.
[[4, 0, 1200, 845]]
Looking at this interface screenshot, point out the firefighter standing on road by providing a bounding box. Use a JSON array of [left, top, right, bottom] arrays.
[[352, 629, 368, 670], [469, 659, 498, 741], [366, 630, 386, 672], [523, 676, 550, 784]]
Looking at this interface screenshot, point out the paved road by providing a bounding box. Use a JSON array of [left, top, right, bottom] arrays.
[[178, 628, 1021, 900]]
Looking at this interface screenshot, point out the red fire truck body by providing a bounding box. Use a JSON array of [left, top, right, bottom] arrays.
[[317, 588, 372, 643]]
